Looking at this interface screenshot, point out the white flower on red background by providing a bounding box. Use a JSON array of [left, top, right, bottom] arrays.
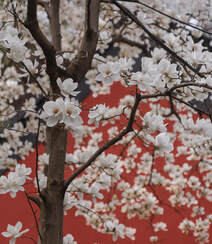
[[88, 104, 108, 127], [63, 99, 82, 128], [153, 222, 168, 232], [0, 172, 25, 198], [57, 78, 80, 97], [63, 233, 77, 244], [14, 164, 31, 183], [154, 133, 173, 154], [2, 221, 29, 244]]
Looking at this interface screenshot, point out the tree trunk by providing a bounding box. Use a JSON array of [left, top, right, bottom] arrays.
[[38, 126, 67, 244]]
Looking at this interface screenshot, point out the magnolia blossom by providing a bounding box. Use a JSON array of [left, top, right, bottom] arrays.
[[88, 104, 108, 127], [63, 99, 82, 127], [96, 61, 121, 85], [40, 97, 64, 127], [104, 219, 135, 241], [0, 27, 27, 62], [21, 59, 39, 76], [2, 221, 29, 244], [57, 78, 80, 97], [2, 1, 212, 243], [63, 234, 77, 244], [143, 112, 167, 132], [153, 222, 168, 232], [154, 133, 173, 154], [157, 59, 179, 88], [41, 97, 82, 128], [129, 72, 151, 91], [14, 164, 31, 184], [0, 172, 25, 198]]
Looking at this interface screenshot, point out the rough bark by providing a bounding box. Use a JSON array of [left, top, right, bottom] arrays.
[[38, 127, 67, 244], [67, 0, 100, 82], [49, 0, 62, 51]]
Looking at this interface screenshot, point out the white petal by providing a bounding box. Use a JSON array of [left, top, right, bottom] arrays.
[[15, 222, 22, 232], [47, 117, 59, 127], [2, 231, 12, 238]]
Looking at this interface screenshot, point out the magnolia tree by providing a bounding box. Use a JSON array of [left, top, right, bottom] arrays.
[[0, 0, 212, 243]]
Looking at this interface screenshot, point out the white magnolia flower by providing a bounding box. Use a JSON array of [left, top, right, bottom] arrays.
[[157, 59, 179, 88], [2, 221, 29, 244], [63, 99, 82, 128], [21, 59, 39, 76], [96, 61, 121, 85], [14, 164, 32, 183], [40, 97, 64, 127], [88, 104, 108, 127], [154, 133, 173, 154], [90, 182, 104, 200], [104, 220, 125, 241], [150, 236, 158, 242], [57, 78, 80, 97], [153, 222, 168, 232], [41, 97, 82, 128], [7, 37, 27, 63], [143, 112, 167, 132], [63, 234, 77, 244], [129, 72, 151, 91], [0, 172, 25, 198]]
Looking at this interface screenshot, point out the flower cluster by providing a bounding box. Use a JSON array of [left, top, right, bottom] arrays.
[[41, 78, 82, 128], [41, 97, 82, 128]]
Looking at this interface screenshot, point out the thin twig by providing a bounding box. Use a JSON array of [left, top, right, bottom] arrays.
[[148, 148, 155, 185], [21, 62, 48, 98], [35, 117, 42, 195], [24, 191, 42, 241]]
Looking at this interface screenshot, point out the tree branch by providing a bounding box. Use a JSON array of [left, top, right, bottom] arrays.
[[25, 191, 42, 241], [49, 0, 61, 51], [103, 0, 212, 36], [63, 93, 142, 192], [24, 0, 58, 90], [67, 0, 100, 82], [112, 34, 148, 52], [112, 0, 204, 78]]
